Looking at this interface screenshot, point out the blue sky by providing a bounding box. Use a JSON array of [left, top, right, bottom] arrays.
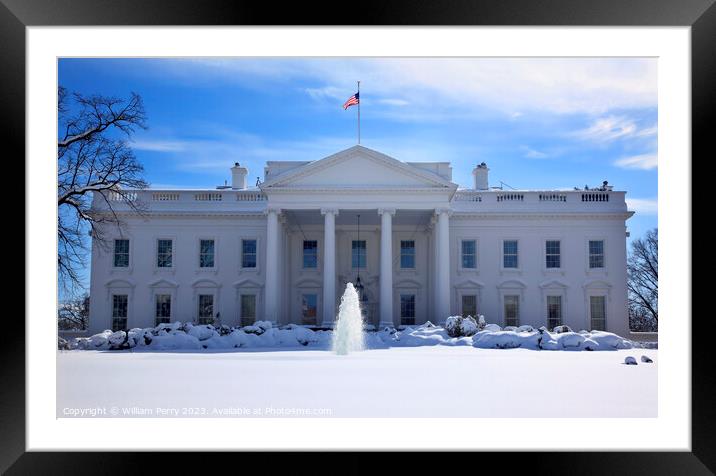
[[59, 57, 657, 288]]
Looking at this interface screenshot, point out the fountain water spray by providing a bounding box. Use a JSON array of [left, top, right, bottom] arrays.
[[332, 282, 365, 355]]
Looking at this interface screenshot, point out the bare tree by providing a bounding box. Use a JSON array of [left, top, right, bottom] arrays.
[[58, 294, 90, 331], [627, 228, 658, 330], [58, 87, 149, 293]]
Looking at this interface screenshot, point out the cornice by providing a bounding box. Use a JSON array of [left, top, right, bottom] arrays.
[[450, 212, 634, 220]]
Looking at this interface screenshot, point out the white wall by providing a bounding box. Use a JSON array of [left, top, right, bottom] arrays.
[[89, 215, 267, 333], [448, 215, 629, 335], [89, 213, 630, 335]]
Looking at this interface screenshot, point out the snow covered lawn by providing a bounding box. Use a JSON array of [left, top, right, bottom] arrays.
[[57, 346, 657, 418]]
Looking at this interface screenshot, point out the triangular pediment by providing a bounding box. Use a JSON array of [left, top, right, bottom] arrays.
[[261, 145, 456, 190]]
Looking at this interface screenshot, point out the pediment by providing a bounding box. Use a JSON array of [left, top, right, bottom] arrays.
[[497, 279, 527, 289], [582, 279, 612, 289], [455, 278, 485, 289], [539, 279, 569, 289], [261, 145, 456, 190], [148, 278, 178, 288], [233, 278, 263, 288]]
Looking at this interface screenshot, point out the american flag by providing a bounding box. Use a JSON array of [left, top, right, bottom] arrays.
[[343, 92, 359, 110]]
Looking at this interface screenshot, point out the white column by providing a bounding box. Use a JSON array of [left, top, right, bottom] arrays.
[[321, 208, 338, 327], [379, 208, 396, 328], [436, 208, 451, 324], [264, 207, 280, 324], [429, 215, 438, 322], [278, 214, 288, 326]]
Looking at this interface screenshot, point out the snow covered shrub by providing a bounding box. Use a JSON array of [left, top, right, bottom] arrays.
[[460, 316, 479, 336], [484, 323, 502, 332], [280, 324, 319, 346], [243, 321, 273, 335], [445, 315, 463, 337], [108, 330, 133, 350], [242, 325, 265, 335], [187, 325, 217, 341], [517, 325, 534, 333], [58, 337, 70, 350], [472, 330, 541, 349], [552, 325, 573, 334], [447, 315, 489, 337], [218, 324, 233, 336]]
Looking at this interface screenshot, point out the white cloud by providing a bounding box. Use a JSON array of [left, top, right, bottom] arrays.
[[626, 198, 658, 215], [573, 116, 656, 144], [149, 57, 657, 116], [376, 98, 410, 107], [520, 146, 549, 159], [304, 86, 345, 101], [614, 153, 658, 170], [131, 140, 188, 152], [131, 126, 483, 189]]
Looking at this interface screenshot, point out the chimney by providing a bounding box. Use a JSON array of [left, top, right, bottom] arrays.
[[231, 162, 248, 190], [472, 162, 489, 190]]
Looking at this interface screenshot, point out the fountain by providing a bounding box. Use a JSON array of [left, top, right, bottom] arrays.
[[332, 282, 365, 355]]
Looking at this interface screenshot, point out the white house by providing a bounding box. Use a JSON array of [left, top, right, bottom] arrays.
[[88, 145, 634, 335]]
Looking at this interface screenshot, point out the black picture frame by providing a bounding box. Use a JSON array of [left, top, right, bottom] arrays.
[[4, 0, 711, 472]]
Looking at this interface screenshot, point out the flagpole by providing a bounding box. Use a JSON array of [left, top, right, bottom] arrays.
[[357, 80, 361, 145]]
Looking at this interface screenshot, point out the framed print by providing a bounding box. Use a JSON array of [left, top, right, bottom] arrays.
[[5, 0, 712, 472]]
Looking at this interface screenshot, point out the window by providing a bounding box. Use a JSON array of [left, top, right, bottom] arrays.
[[242, 239, 257, 268], [504, 295, 520, 327], [461, 295, 477, 318], [589, 240, 605, 269], [461, 240, 476, 269], [240, 294, 256, 327], [155, 294, 171, 325], [503, 240, 519, 268], [547, 295, 562, 329], [198, 294, 214, 325], [400, 240, 415, 269], [590, 296, 607, 331], [199, 239, 215, 268], [113, 239, 129, 267], [303, 240, 318, 269], [111, 294, 128, 331], [400, 294, 416, 325], [301, 294, 318, 325], [352, 240, 366, 269], [157, 239, 173, 268], [546, 240, 561, 269]]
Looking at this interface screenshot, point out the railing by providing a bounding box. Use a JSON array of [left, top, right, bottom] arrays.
[[95, 188, 269, 212], [152, 192, 180, 201], [194, 193, 223, 201], [581, 192, 609, 202], [451, 190, 625, 213], [107, 191, 137, 202], [236, 191, 266, 201], [496, 193, 524, 202], [454, 192, 482, 202], [539, 193, 567, 202]]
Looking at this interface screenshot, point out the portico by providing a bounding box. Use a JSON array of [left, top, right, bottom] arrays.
[[261, 206, 453, 328], [258, 145, 458, 327]]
